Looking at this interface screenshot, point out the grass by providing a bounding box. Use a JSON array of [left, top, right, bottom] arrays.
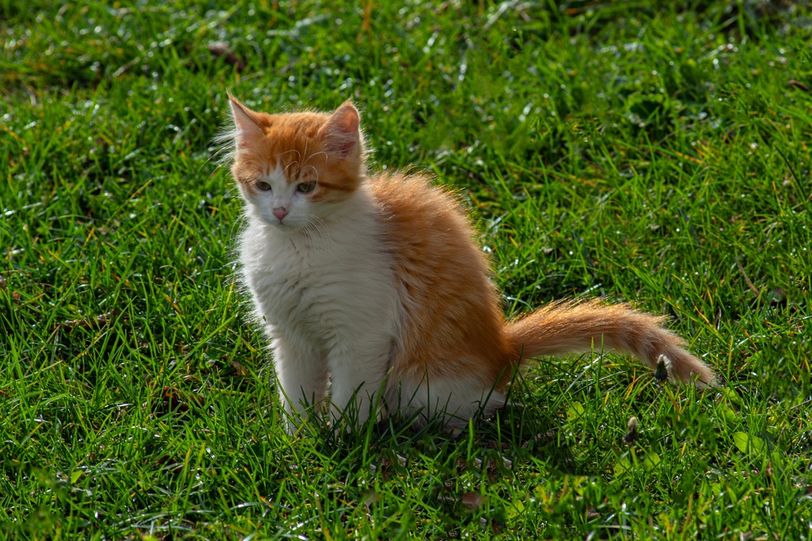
[[1, 0, 811, 538]]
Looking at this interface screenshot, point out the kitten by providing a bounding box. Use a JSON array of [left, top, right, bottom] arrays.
[[224, 96, 716, 433]]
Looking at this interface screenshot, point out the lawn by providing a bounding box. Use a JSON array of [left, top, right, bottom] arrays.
[[1, 1, 811, 538]]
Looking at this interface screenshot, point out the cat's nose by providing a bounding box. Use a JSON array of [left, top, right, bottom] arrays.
[[272, 207, 288, 220]]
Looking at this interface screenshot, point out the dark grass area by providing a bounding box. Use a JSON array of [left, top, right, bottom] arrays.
[[2, 1, 811, 538]]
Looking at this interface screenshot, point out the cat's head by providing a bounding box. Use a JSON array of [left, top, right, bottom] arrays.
[[225, 95, 366, 230]]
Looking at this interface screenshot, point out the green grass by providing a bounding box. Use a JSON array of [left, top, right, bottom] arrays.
[[2, 1, 811, 538]]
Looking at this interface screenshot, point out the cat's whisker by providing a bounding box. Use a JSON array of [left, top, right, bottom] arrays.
[[283, 160, 298, 177], [303, 165, 319, 182], [308, 151, 328, 162], [302, 140, 311, 164], [279, 148, 301, 160], [280, 148, 303, 168], [304, 216, 326, 240]]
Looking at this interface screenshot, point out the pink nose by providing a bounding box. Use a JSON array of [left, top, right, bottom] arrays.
[[272, 207, 288, 220]]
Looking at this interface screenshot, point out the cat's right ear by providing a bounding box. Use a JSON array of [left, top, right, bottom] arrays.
[[319, 101, 361, 159], [228, 94, 264, 145]]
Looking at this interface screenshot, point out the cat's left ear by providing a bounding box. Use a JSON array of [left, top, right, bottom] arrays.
[[320, 101, 361, 159]]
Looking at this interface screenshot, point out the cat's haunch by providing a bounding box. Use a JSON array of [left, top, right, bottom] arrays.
[[224, 96, 716, 433]]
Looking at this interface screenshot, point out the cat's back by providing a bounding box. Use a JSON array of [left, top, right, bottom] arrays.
[[371, 172, 474, 249], [370, 173, 509, 379], [369, 171, 491, 298]]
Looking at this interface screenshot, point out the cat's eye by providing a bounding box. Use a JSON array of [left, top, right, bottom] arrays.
[[296, 181, 317, 194], [256, 181, 272, 192]]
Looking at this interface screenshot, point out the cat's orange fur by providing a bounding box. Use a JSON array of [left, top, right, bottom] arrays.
[[227, 96, 716, 431], [371, 173, 511, 385]]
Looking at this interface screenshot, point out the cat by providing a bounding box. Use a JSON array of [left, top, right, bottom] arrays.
[[223, 95, 717, 433]]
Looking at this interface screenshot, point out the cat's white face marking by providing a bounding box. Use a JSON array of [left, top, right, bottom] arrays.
[[240, 164, 315, 230]]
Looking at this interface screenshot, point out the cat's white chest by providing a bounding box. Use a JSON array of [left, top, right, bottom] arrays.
[[238, 204, 398, 349], [253, 243, 321, 331]]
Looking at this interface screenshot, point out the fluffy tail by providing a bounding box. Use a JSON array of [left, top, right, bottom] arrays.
[[505, 299, 717, 386]]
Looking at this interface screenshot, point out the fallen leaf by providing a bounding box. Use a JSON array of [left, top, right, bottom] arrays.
[[460, 491, 487, 510], [787, 79, 809, 91], [230, 360, 249, 377], [208, 41, 246, 71], [624, 416, 639, 444]]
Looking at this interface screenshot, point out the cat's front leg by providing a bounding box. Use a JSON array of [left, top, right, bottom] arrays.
[[271, 332, 328, 434], [327, 346, 391, 429]]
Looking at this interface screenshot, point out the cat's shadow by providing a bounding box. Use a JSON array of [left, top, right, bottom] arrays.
[[307, 403, 591, 478]]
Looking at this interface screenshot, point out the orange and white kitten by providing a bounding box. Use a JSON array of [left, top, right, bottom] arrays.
[[225, 96, 716, 432]]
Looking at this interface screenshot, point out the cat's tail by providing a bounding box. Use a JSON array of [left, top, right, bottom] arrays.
[[505, 299, 717, 386]]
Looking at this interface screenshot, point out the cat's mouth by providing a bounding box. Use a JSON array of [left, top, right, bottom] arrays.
[[265, 216, 301, 231]]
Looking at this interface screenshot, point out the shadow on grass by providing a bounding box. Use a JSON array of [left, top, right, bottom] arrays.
[[298, 387, 590, 479]]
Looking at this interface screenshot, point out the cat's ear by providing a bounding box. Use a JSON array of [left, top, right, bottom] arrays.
[[228, 94, 264, 145], [320, 101, 361, 159]]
